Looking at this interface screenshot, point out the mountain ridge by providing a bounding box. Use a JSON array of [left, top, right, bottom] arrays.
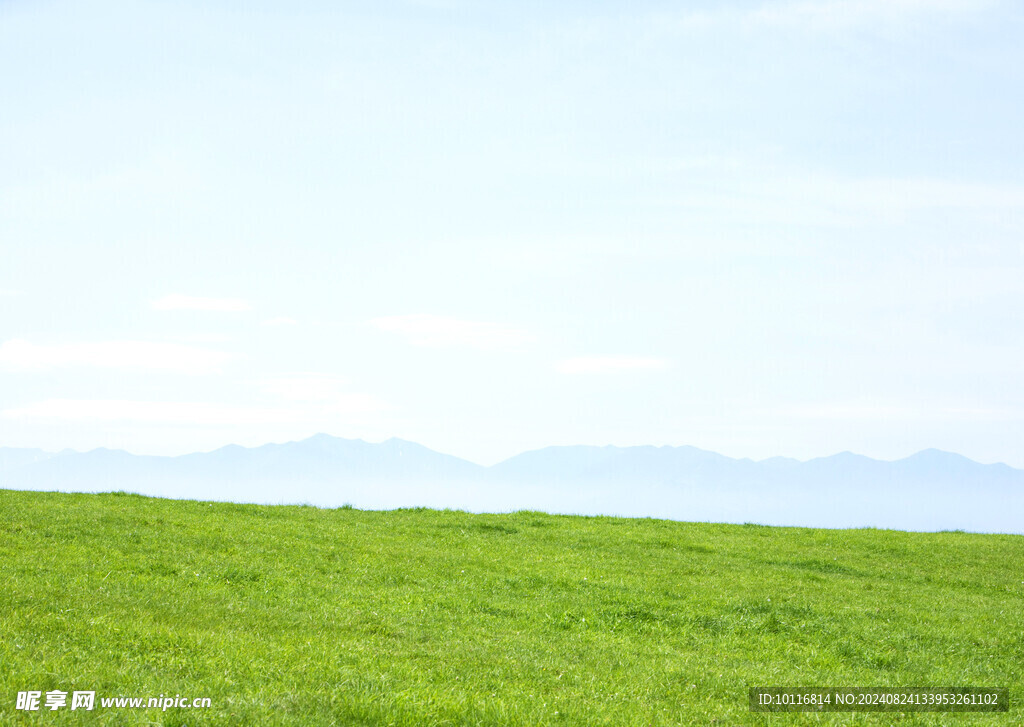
[[4, 437, 1017, 470], [1, 436, 1021, 533]]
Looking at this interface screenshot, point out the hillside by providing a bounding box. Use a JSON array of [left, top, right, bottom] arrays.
[[1, 490, 1021, 725]]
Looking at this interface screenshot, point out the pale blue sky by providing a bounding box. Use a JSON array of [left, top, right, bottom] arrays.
[[3, 0, 1023, 466]]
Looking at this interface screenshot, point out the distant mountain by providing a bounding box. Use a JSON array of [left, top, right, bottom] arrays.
[[1, 435, 485, 506], [2, 436, 1022, 534], [0, 447, 56, 471]]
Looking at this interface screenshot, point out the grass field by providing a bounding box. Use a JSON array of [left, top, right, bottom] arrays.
[[1, 489, 1021, 725]]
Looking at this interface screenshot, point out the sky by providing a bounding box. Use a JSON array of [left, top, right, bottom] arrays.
[[2, 0, 1023, 467]]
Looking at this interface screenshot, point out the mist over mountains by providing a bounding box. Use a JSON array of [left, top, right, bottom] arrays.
[[2, 434, 1022, 534]]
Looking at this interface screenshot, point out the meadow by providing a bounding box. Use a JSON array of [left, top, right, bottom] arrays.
[[1, 489, 1021, 725]]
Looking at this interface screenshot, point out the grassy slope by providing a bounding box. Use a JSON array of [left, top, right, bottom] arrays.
[[0, 490, 1021, 726]]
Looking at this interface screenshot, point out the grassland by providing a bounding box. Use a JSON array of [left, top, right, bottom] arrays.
[[1, 489, 1022, 725]]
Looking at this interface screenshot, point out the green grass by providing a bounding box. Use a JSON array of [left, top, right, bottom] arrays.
[[1, 489, 1022, 725]]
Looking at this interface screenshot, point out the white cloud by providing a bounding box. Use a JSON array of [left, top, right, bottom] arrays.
[[663, 163, 1024, 228], [1, 400, 288, 425], [258, 374, 359, 404], [152, 294, 252, 312], [556, 356, 670, 374], [775, 403, 1024, 421], [165, 333, 232, 344], [0, 288, 22, 297], [371, 314, 534, 350], [748, 0, 993, 30], [793, 175, 1024, 214], [776, 403, 920, 420], [620, 0, 997, 48], [260, 316, 298, 326], [0, 339, 232, 374], [2, 394, 391, 425]]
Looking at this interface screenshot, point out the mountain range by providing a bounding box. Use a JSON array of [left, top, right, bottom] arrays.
[[2, 434, 1022, 534]]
